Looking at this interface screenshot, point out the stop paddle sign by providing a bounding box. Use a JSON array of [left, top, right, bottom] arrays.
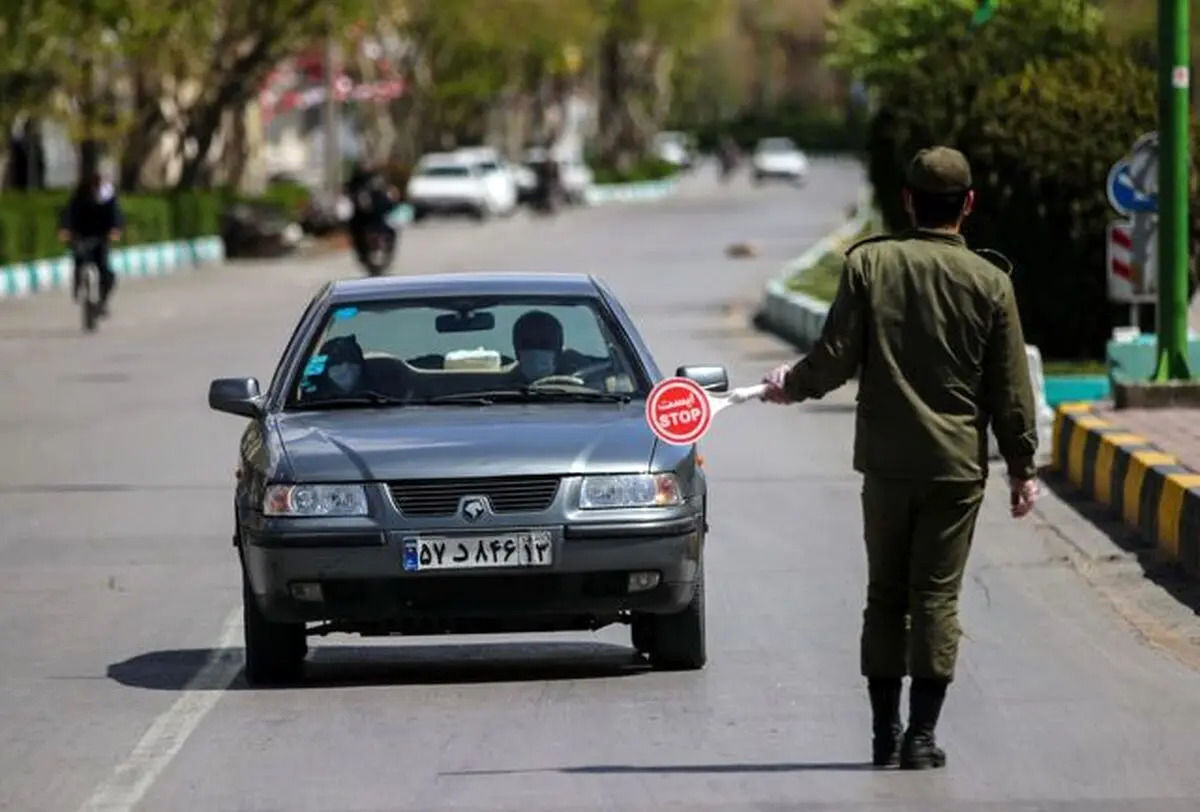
[[646, 377, 713, 445]]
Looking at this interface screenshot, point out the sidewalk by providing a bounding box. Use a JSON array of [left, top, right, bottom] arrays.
[[1051, 400, 1200, 578]]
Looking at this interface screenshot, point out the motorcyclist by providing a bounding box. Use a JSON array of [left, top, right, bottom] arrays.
[[530, 145, 562, 213], [58, 172, 123, 314], [717, 134, 740, 182], [345, 161, 398, 265]]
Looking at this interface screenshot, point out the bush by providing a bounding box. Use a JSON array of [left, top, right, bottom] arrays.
[[868, 49, 1200, 359], [591, 156, 678, 185]]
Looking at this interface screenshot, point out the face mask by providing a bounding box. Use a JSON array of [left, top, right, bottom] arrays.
[[518, 349, 556, 380], [327, 362, 360, 391]]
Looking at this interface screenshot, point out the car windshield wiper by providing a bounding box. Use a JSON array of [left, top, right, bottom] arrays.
[[428, 387, 633, 404], [289, 390, 409, 410]]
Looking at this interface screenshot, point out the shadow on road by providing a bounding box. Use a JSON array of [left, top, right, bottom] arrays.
[[444, 761, 878, 777], [107, 640, 650, 691], [1041, 472, 1200, 615]]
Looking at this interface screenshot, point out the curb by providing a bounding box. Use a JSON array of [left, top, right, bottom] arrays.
[[1051, 401, 1200, 575], [757, 184, 874, 348], [0, 236, 225, 300], [584, 177, 680, 205]]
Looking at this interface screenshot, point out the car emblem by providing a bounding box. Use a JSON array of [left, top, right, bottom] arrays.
[[461, 497, 487, 522]]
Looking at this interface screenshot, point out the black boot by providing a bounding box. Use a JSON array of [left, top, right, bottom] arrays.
[[868, 678, 902, 767], [900, 678, 948, 770]]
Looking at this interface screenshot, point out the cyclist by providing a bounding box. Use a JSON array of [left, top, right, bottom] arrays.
[[58, 172, 124, 315]]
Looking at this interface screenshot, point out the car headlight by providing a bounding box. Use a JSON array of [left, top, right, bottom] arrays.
[[580, 474, 682, 509], [264, 484, 369, 517]]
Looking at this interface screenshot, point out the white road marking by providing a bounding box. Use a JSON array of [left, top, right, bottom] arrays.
[[78, 606, 243, 812]]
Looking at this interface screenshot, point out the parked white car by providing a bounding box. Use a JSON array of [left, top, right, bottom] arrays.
[[454, 146, 519, 216], [406, 153, 492, 221], [752, 137, 808, 185], [653, 131, 696, 170]]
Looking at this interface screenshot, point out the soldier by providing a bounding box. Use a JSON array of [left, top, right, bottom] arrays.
[[760, 146, 1040, 770]]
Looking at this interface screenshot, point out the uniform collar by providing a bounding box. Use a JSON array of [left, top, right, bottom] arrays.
[[908, 228, 967, 247]]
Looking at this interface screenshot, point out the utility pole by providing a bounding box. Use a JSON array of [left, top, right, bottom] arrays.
[[323, 8, 341, 197], [1153, 0, 1191, 380]]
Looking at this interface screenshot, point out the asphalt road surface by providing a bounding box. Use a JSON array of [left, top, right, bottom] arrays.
[[4, 160, 1200, 812]]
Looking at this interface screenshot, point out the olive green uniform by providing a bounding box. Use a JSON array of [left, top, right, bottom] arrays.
[[782, 227, 1038, 682]]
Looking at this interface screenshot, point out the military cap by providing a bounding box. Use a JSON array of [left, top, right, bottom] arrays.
[[906, 146, 972, 194]]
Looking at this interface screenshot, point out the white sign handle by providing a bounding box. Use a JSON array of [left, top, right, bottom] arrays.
[[708, 384, 768, 414]]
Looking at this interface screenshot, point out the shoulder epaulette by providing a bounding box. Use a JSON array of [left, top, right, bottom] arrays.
[[973, 248, 1013, 275], [844, 233, 893, 255]]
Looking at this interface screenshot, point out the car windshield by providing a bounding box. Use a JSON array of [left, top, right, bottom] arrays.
[[419, 165, 469, 177], [287, 295, 648, 408]]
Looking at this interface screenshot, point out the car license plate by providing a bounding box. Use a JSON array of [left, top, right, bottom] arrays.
[[402, 531, 553, 572]]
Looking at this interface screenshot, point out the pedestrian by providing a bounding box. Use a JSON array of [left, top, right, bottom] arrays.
[[760, 146, 1040, 770]]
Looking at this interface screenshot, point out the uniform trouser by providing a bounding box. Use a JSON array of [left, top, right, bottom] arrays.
[[860, 474, 985, 682]]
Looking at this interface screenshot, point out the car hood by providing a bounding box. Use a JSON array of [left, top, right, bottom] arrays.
[[274, 403, 658, 482]]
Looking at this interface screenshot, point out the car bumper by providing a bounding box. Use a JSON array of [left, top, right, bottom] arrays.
[[409, 197, 484, 212], [241, 518, 703, 631]]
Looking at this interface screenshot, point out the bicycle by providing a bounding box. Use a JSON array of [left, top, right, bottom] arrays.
[[72, 236, 104, 333]]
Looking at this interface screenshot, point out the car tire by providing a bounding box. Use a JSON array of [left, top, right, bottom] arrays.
[[242, 570, 307, 686], [472, 205, 490, 223], [645, 563, 706, 671], [412, 207, 428, 223]]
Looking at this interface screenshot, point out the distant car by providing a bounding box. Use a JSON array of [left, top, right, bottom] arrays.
[[652, 131, 696, 170], [518, 148, 594, 205], [208, 272, 722, 684], [454, 147, 519, 216], [752, 137, 808, 185], [405, 153, 491, 221]]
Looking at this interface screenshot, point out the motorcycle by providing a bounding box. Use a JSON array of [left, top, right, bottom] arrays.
[[355, 223, 397, 276]]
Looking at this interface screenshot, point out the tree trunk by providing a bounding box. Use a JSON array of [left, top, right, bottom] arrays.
[[120, 70, 170, 191]]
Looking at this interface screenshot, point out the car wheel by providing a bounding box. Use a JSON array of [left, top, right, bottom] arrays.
[[412, 207, 428, 223], [242, 569, 306, 686], [472, 205, 490, 223], [646, 562, 706, 671]]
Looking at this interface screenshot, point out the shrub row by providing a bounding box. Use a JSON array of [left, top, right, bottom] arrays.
[[0, 182, 309, 265]]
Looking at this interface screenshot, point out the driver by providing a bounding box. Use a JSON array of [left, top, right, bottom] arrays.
[[512, 310, 565, 382], [309, 335, 372, 396]]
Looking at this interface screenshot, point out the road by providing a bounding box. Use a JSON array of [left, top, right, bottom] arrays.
[[3, 160, 1200, 812]]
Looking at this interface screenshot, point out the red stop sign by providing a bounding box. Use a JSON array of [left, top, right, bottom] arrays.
[[646, 377, 712, 445]]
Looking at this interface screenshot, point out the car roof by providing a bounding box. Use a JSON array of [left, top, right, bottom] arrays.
[[325, 272, 605, 303], [417, 152, 469, 166], [758, 137, 797, 147]]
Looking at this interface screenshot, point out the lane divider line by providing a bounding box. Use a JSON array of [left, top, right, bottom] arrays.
[[77, 606, 243, 812]]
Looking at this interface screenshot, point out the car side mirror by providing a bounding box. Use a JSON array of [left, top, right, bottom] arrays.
[[209, 377, 263, 418], [676, 365, 729, 393]]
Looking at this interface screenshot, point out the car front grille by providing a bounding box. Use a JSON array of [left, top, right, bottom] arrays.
[[387, 476, 561, 516]]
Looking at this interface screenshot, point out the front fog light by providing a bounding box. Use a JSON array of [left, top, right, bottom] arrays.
[[290, 582, 324, 602], [628, 571, 661, 592]]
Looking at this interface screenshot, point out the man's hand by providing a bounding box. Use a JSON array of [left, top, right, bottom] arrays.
[[761, 363, 794, 404], [109, 229, 122, 242], [1010, 477, 1038, 518], [57, 229, 70, 244]]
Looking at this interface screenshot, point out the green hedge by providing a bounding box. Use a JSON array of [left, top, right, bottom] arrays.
[[591, 157, 678, 185], [0, 183, 297, 265]]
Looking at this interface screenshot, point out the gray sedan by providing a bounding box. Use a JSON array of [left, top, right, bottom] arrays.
[[208, 272, 729, 685]]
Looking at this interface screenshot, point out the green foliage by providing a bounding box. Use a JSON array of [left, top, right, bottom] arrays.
[[591, 156, 678, 184], [827, 0, 1184, 360]]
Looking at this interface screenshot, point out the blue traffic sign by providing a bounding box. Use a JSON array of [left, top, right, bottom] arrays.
[[1107, 158, 1157, 215]]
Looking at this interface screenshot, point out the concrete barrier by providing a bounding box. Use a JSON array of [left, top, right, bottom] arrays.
[[0, 236, 225, 300], [1051, 402, 1200, 574], [584, 177, 681, 205]]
